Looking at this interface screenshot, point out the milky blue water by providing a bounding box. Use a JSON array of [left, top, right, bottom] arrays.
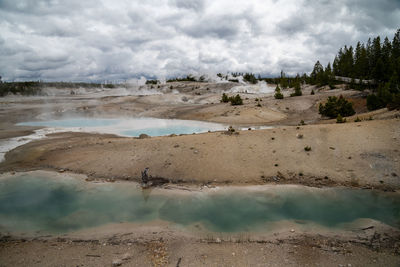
[[17, 117, 226, 137], [0, 174, 399, 235]]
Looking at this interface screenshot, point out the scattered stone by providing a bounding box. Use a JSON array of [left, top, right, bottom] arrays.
[[174, 144, 180, 148], [138, 134, 150, 139], [112, 259, 122, 266], [296, 133, 303, 139], [58, 169, 65, 173], [122, 253, 132, 260], [232, 252, 235, 256], [193, 150, 199, 154], [329, 147, 335, 150], [392, 172, 398, 177], [216, 238, 221, 243], [290, 229, 295, 233]]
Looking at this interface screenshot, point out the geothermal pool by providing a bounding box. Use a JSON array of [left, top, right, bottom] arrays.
[[0, 172, 399, 235], [17, 117, 227, 137]]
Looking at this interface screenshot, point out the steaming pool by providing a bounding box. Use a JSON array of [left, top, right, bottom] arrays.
[[0, 172, 399, 235], [17, 117, 228, 137]]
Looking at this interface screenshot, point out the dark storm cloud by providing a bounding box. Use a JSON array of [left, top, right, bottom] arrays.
[[0, 0, 399, 81]]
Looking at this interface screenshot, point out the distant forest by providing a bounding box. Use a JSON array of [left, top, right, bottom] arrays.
[[309, 28, 400, 111]]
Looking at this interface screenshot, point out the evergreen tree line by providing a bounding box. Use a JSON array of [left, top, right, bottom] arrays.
[[311, 29, 400, 110]]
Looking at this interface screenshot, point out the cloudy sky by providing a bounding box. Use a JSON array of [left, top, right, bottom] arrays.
[[0, 0, 399, 82]]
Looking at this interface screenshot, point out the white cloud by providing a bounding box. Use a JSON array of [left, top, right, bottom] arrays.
[[0, 0, 399, 81]]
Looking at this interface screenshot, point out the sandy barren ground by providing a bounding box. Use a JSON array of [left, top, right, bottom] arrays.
[[1, 82, 400, 266], [1, 119, 399, 190]]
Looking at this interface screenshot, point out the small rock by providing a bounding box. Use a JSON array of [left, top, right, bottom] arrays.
[[194, 150, 199, 154], [174, 144, 180, 148], [290, 229, 295, 233], [296, 133, 303, 139], [58, 169, 65, 173], [216, 238, 221, 243], [232, 252, 235, 256], [112, 259, 122, 266], [122, 253, 132, 260]]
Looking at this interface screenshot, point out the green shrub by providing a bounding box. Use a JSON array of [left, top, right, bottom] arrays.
[[290, 82, 302, 97], [336, 114, 346, 123], [229, 94, 243, 105], [274, 85, 284, 99], [221, 93, 229, 103], [318, 95, 355, 118]]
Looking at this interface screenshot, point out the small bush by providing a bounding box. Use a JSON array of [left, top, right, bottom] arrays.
[[274, 85, 284, 99], [304, 146, 312, 152], [300, 120, 306, 125], [311, 89, 315, 95], [336, 114, 346, 123], [221, 93, 229, 103], [229, 94, 243, 105], [318, 95, 355, 118], [290, 83, 302, 97]]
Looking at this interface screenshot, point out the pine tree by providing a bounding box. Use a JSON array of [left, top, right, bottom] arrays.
[[311, 61, 324, 85], [274, 84, 284, 99], [290, 82, 302, 97]]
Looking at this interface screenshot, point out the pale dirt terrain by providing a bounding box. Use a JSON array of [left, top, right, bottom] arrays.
[[1, 82, 400, 266], [2, 119, 399, 190]]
